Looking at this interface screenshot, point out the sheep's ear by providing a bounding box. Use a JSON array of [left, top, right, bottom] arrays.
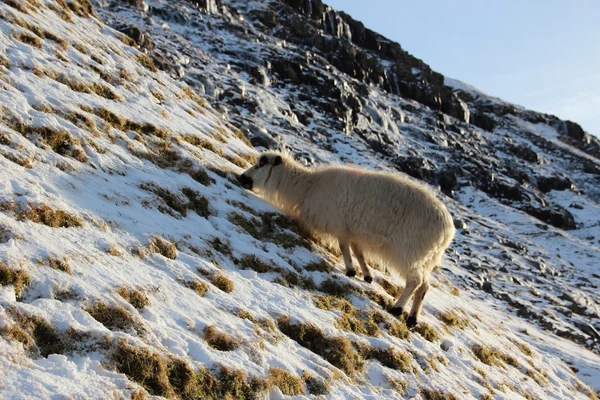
[[273, 155, 282, 166]]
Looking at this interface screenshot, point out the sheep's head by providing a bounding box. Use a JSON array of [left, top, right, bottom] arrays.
[[238, 152, 283, 192]]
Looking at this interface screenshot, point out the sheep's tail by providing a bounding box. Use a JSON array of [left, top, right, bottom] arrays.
[[425, 213, 456, 272]]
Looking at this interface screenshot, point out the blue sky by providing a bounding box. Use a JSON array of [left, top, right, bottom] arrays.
[[325, 0, 600, 137]]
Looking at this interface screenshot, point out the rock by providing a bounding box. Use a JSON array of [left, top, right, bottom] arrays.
[[537, 176, 574, 193], [482, 281, 493, 294], [470, 111, 496, 131], [554, 120, 586, 141], [574, 322, 600, 341], [118, 26, 155, 52], [523, 205, 576, 230], [508, 143, 540, 164], [438, 167, 459, 197], [453, 219, 467, 230], [187, 0, 222, 13], [393, 156, 434, 183]]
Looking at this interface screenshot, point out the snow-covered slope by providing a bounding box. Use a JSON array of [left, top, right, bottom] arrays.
[[0, 0, 599, 399]]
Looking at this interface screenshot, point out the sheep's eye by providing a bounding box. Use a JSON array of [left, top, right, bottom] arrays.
[[258, 156, 268, 167]]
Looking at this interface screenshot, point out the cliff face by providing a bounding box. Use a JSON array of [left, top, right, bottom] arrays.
[[1, 0, 599, 398]]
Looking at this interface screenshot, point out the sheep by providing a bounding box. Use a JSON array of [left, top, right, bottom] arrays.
[[238, 151, 455, 328]]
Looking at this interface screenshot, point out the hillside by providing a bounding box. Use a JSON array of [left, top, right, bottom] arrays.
[[0, 0, 599, 399]]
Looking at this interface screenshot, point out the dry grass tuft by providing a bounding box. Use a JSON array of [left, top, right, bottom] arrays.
[[203, 325, 239, 351], [377, 278, 403, 298], [14, 31, 42, 48], [438, 310, 469, 329], [386, 319, 411, 340], [136, 54, 157, 72], [420, 388, 460, 400], [237, 254, 279, 273], [3, 308, 68, 357], [209, 273, 234, 293], [278, 316, 364, 376], [209, 237, 232, 257], [355, 342, 412, 371], [66, 0, 95, 18], [20, 203, 83, 228], [149, 235, 177, 259], [228, 211, 310, 250], [47, 256, 71, 274], [85, 301, 141, 333], [0, 263, 31, 299], [414, 322, 440, 342], [184, 279, 208, 297], [117, 287, 149, 310], [303, 260, 333, 273], [302, 371, 330, 396], [111, 339, 175, 397], [318, 277, 357, 297], [316, 295, 381, 336], [267, 367, 305, 396]]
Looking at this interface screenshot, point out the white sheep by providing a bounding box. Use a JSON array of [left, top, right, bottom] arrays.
[[239, 151, 455, 327]]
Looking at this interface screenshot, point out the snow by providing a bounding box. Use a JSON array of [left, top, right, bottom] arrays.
[[0, 0, 598, 399]]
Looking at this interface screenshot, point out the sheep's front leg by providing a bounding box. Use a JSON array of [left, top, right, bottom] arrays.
[[351, 243, 373, 283], [389, 276, 422, 328], [339, 239, 356, 277]]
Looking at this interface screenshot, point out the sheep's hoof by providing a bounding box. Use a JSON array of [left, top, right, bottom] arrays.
[[345, 269, 356, 278], [406, 316, 418, 329], [364, 276, 373, 284], [389, 307, 404, 317]]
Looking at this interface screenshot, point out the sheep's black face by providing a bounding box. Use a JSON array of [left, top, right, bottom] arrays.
[[239, 153, 283, 193], [238, 173, 253, 190]]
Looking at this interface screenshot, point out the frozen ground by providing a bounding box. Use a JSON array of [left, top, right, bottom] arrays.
[[0, 0, 599, 399]]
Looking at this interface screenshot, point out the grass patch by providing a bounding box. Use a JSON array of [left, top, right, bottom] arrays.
[[438, 310, 469, 329], [182, 134, 222, 155], [472, 345, 510, 367], [278, 316, 363, 376], [184, 279, 208, 297], [355, 342, 412, 371], [47, 256, 71, 274], [209, 273, 234, 293], [414, 323, 440, 342], [237, 254, 279, 273], [318, 277, 357, 297], [20, 203, 83, 228], [117, 287, 149, 310], [209, 237, 232, 257], [316, 295, 380, 336], [203, 325, 239, 351], [228, 211, 310, 249], [149, 235, 177, 259], [421, 388, 460, 400], [377, 278, 403, 298], [302, 371, 329, 396], [141, 184, 211, 219], [86, 301, 141, 333], [387, 319, 411, 340], [14, 32, 42, 48], [303, 260, 333, 273], [0, 263, 30, 298], [387, 377, 408, 395], [136, 54, 157, 72], [24, 125, 87, 161], [4, 307, 67, 357], [267, 367, 304, 396], [190, 167, 215, 186]]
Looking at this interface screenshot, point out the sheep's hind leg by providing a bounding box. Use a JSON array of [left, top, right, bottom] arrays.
[[339, 239, 356, 277], [351, 243, 373, 283], [389, 276, 422, 325], [406, 279, 430, 328]]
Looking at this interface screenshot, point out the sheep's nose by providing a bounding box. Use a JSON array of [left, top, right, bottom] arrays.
[[238, 174, 253, 189]]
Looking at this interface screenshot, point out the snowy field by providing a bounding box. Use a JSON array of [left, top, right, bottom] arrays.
[[0, 0, 599, 399]]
